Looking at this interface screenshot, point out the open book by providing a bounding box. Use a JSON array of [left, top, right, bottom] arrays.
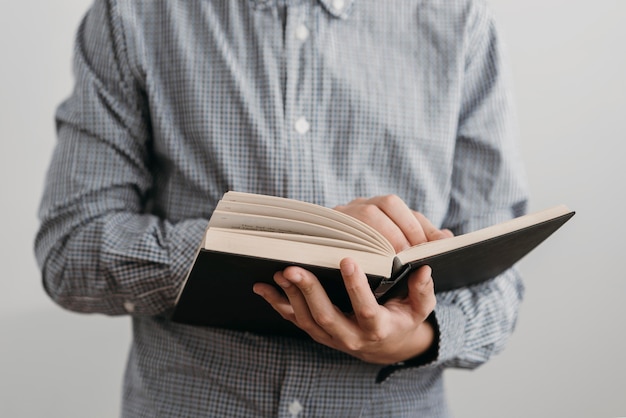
[[171, 191, 574, 335]]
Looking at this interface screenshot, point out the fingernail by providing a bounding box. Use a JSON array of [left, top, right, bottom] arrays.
[[252, 285, 264, 297], [341, 260, 355, 276], [284, 268, 303, 283], [274, 275, 292, 289]]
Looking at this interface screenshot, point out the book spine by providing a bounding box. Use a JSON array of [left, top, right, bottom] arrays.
[[372, 257, 410, 301]]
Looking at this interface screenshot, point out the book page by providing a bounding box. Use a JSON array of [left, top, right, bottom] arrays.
[[210, 227, 390, 255], [215, 199, 389, 253], [204, 229, 393, 278], [209, 211, 390, 253], [222, 191, 394, 253]]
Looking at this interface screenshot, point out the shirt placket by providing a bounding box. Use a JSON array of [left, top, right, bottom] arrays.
[[283, 3, 316, 202], [278, 4, 317, 417], [278, 346, 317, 418]]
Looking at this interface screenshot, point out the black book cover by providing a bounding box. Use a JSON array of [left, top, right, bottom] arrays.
[[171, 211, 574, 336]]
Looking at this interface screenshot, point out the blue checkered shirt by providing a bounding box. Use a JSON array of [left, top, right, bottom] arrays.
[[36, 0, 529, 416]]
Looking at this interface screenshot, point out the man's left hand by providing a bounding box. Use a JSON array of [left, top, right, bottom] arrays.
[[253, 258, 436, 365]]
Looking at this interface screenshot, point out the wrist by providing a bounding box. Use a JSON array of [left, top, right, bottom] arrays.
[[404, 312, 439, 365], [374, 313, 440, 383]]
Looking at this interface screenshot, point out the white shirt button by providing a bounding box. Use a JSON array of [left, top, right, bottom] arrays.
[[295, 24, 309, 41], [332, 0, 345, 12], [288, 399, 303, 417], [123, 301, 135, 313], [294, 117, 310, 134]]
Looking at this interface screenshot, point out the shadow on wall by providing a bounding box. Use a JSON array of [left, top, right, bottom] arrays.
[[0, 308, 131, 418]]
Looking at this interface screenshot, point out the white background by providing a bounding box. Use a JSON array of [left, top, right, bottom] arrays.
[[1, 1, 624, 416]]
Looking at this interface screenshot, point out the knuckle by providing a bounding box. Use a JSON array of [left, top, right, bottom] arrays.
[[421, 277, 434, 292], [357, 306, 378, 321], [344, 339, 364, 353], [428, 229, 446, 241], [279, 311, 296, 322], [359, 329, 388, 351], [406, 221, 424, 235], [359, 204, 380, 218], [297, 316, 316, 330], [427, 230, 442, 240], [345, 281, 368, 294], [297, 282, 316, 296], [378, 194, 400, 208], [366, 329, 387, 344], [300, 286, 314, 296], [313, 312, 334, 327], [420, 298, 437, 318]]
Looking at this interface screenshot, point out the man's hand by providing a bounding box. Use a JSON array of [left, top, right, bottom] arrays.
[[253, 195, 452, 364], [253, 258, 436, 365], [334, 195, 453, 252]]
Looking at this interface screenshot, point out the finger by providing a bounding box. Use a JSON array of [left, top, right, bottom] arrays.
[[340, 258, 381, 332], [441, 228, 454, 238], [346, 197, 367, 206], [369, 195, 428, 247], [337, 202, 411, 252], [272, 270, 316, 327], [278, 267, 344, 337], [252, 282, 296, 322], [406, 265, 436, 319], [412, 212, 453, 242]]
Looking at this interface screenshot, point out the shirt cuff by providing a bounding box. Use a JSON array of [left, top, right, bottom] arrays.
[[430, 302, 467, 364], [375, 304, 466, 383]]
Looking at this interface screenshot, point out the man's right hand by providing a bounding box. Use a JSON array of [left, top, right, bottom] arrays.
[[334, 195, 453, 253]]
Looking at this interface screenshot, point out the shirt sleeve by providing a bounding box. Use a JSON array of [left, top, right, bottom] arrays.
[[34, 0, 208, 317], [430, 2, 529, 370]]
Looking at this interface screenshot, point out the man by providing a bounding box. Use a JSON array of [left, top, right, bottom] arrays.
[[35, 0, 528, 416]]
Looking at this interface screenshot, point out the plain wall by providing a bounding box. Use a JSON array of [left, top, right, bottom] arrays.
[[1, 1, 624, 416]]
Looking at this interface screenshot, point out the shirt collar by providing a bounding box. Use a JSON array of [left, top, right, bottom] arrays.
[[248, 0, 355, 19], [318, 0, 355, 19]]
